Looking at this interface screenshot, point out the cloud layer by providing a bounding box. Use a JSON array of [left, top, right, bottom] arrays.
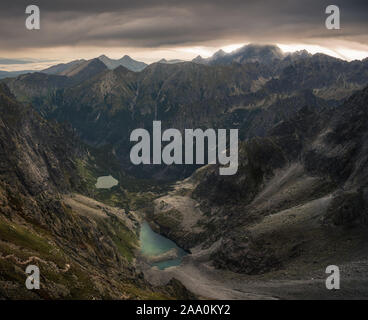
[[0, 0, 367, 51]]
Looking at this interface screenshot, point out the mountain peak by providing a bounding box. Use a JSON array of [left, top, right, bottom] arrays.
[[235, 43, 284, 58], [97, 54, 147, 71], [192, 55, 205, 63], [204, 43, 284, 65], [212, 49, 226, 58], [59, 58, 107, 82], [157, 58, 185, 64]]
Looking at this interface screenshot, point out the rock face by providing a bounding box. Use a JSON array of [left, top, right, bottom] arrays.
[[4, 49, 368, 180], [0, 83, 82, 196], [145, 248, 179, 263], [153, 86, 368, 276], [0, 83, 193, 299]]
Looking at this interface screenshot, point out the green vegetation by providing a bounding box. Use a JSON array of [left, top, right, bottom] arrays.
[[122, 283, 173, 300], [0, 217, 102, 299], [0, 214, 169, 299], [75, 158, 97, 191], [0, 217, 66, 266], [73, 144, 172, 224], [96, 217, 138, 262]]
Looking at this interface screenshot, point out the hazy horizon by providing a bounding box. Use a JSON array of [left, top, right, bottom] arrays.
[[1, 42, 368, 72], [1, 0, 368, 71]]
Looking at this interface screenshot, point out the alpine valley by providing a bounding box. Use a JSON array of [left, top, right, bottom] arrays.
[[1, 44, 368, 299]]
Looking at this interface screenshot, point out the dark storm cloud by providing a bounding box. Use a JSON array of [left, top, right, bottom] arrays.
[[0, 0, 367, 49]]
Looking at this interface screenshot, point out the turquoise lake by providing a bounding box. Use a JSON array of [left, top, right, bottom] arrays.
[[139, 221, 187, 270]]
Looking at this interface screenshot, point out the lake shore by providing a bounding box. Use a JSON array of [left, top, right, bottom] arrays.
[[139, 242, 368, 300]]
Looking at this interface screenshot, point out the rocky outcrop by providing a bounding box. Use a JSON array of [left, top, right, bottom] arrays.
[[145, 248, 179, 263]]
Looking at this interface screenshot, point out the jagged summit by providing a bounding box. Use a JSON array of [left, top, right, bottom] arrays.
[[192, 55, 205, 64], [98, 54, 147, 72], [212, 49, 226, 58], [158, 58, 185, 64], [197, 44, 284, 65]]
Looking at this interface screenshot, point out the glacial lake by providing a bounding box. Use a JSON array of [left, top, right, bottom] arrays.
[[95, 175, 118, 189], [140, 221, 187, 270]]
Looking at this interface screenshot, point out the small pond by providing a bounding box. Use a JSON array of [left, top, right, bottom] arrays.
[[139, 221, 187, 270], [95, 175, 118, 189]]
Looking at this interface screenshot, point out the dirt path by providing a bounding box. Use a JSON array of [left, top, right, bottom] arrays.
[[0, 254, 71, 272]]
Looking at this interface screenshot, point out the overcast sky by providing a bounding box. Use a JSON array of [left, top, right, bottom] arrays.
[[0, 0, 367, 70]]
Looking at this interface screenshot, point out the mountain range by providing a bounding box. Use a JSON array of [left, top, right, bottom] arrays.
[[3, 44, 368, 178], [0, 54, 147, 80]]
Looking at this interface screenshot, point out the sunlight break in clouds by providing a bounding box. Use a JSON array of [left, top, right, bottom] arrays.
[[277, 43, 368, 61]]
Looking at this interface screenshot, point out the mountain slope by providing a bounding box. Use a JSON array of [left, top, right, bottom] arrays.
[[152, 86, 368, 282], [0, 70, 35, 80], [58, 58, 108, 82], [0, 83, 193, 299], [41, 60, 86, 75]]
